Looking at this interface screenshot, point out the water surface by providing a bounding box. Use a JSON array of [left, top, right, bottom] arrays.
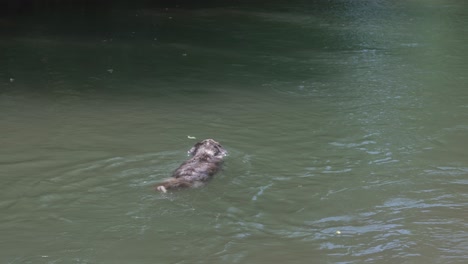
[[1, 1, 468, 263]]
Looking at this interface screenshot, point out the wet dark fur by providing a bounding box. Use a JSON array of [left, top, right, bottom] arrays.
[[155, 139, 227, 192]]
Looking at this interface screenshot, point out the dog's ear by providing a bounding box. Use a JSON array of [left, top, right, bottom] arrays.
[[188, 142, 203, 156], [214, 143, 228, 158]]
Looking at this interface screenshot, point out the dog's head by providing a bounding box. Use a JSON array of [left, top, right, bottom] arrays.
[[188, 139, 228, 158]]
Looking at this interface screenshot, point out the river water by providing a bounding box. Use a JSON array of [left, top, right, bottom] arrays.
[[1, 1, 467, 263]]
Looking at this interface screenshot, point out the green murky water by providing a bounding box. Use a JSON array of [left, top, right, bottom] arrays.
[[1, 1, 468, 263]]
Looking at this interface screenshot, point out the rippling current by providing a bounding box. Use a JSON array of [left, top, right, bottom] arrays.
[[1, 1, 468, 263]]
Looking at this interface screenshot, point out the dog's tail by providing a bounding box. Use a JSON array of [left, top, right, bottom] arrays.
[[155, 178, 192, 193]]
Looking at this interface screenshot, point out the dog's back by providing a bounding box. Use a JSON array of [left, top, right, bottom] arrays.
[[156, 139, 227, 192]]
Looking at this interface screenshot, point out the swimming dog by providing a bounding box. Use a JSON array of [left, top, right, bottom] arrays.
[[155, 139, 227, 193]]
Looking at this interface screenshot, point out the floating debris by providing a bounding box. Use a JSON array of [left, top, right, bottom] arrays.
[[107, 69, 114, 74], [9, 78, 14, 83], [187, 136, 196, 139]]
